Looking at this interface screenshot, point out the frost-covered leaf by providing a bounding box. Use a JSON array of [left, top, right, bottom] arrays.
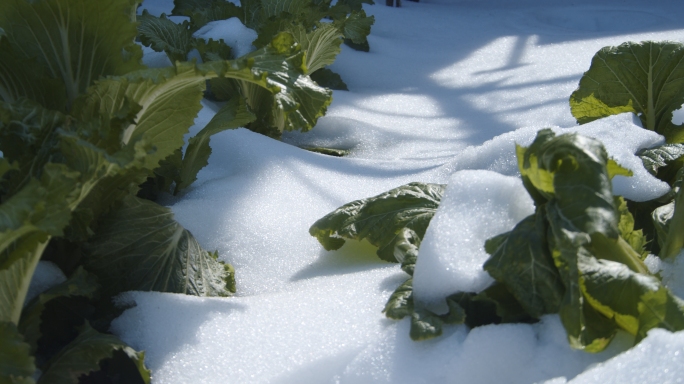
[[637, 143, 684, 176], [484, 209, 564, 318], [0, 321, 35, 384], [84, 195, 234, 298], [0, 0, 144, 111], [38, 324, 150, 384], [310, 182, 445, 262], [570, 41, 684, 143]]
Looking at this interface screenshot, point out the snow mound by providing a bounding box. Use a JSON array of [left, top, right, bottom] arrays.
[[412, 170, 535, 312], [193, 18, 257, 58]]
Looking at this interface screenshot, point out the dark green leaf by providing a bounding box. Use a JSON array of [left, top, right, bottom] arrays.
[[569, 41, 684, 143], [409, 308, 443, 341], [519, 129, 620, 238], [0, 0, 144, 111], [1, 164, 80, 325], [637, 143, 684, 176], [19, 267, 98, 357], [484, 208, 564, 318], [84, 195, 234, 298], [0, 321, 35, 384], [383, 278, 413, 320], [137, 11, 194, 63], [310, 68, 348, 90], [309, 182, 445, 262], [38, 324, 150, 384], [335, 10, 374, 49], [393, 228, 419, 275]]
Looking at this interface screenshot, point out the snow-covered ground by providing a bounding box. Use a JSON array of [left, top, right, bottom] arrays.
[[93, 0, 684, 382]]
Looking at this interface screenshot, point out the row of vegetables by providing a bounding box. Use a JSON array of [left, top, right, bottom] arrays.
[[0, 0, 373, 382]]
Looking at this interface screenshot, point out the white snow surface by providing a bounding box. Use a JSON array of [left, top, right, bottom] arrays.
[[193, 18, 258, 58], [115, 0, 684, 382], [413, 170, 535, 312]]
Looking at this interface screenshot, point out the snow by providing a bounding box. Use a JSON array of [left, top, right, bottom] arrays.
[[193, 18, 258, 58], [25, 261, 66, 304], [412, 170, 535, 312], [112, 0, 684, 382]]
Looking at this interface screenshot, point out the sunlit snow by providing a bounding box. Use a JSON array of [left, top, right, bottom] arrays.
[[80, 0, 684, 382]]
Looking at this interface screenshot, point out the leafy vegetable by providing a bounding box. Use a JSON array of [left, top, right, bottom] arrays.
[[484, 129, 682, 352], [0, 0, 144, 111], [84, 195, 235, 298], [310, 182, 445, 262], [570, 41, 684, 143]]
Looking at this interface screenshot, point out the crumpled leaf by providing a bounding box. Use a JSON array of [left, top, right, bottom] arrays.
[[569, 41, 684, 143], [310, 68, 348, 90], [637, 143, 684, 176], [0, 321, 35, 384], [37, 324, 150, 384], [83, 195, 234, 298], [383, 278, 413, 320], [310, 182, 445, 262], [0, 0, 144, 111]]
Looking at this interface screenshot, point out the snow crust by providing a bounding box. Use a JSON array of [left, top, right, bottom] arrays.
[[115, 0, 684, 382]]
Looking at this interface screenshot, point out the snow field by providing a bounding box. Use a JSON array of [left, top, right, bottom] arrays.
[[97, 0, 684, 382]]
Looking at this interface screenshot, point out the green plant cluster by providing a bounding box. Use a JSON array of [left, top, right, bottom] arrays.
[[310, 40, 684, 351], [0, 0, 356, 381]]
